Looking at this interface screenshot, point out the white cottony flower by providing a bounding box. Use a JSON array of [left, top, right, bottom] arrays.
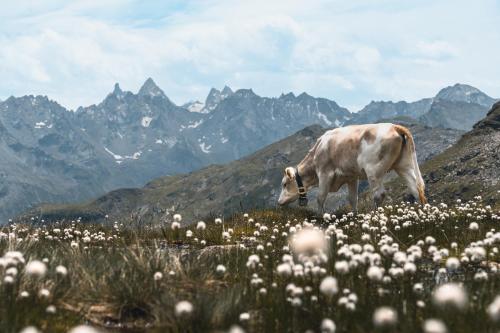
[[367, 266, 383, 282], [55, 265, 68, 276], [228, 325, 245, 333], [214, 218, 222, 225], [173, 214, 182, 222], [423, 319, 448, 333], [186, 230, 193, 238], [319, 276, 338, 298], [239, 312, 250, 321], [25, 260, 47, 278], [4, 275, 14, 284], [19, 327, 42, 333], [335, 261, 349, 275], [46, 305, 57, 314], [277, 263, 292, 277], [445, 257, 460, 271], [246, 255, 260, 269], [39, 288, 50, 298], [196, 221, 206, 230], [4, 251, 25, 265], [469, 222, 479, 231], [487, 295, 500, 322], [373, 306, 398, 328], [154, 272, 163, 281], [321, 318, 336, 333], [175, 300, 193, 317], [216, 264, 226, 275], [6, 267, 18, 276], [171, 222, 181, 230], [432, 283, 468, 310], [68, 325, 101, 333], [291, 228, 328, 257]]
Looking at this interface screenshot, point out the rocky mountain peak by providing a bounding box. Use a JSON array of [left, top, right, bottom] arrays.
[[204, 88, 222, 111], [112, 83, 123, 96], [205, 86, 235, 111], [298, 92, 313, 100], [435, 83, 495, 107], [221, 85, 233, 98], [138, 78, 166, 98], [279, 92, 296, 100], [234, 88, 257, 98]]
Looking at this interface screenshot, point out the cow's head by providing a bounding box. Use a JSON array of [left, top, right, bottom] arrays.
[[278, 167, 300, 206]]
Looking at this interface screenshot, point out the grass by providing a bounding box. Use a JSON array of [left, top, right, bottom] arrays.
[[1, 199, 499, 332]]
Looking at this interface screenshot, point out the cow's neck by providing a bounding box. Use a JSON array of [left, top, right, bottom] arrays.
[[297, 158, 318, 190]]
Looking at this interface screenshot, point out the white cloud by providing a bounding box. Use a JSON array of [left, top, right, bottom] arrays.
[[0, 0, 499, 109]]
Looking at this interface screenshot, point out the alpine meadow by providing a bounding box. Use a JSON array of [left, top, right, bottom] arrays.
[[1, 1, 500, 333]]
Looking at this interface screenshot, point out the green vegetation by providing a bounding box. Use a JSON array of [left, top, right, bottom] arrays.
[[2, 199, 500, 332]]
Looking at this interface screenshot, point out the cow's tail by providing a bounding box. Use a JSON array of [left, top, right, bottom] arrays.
[[394, 125, 427, 204]]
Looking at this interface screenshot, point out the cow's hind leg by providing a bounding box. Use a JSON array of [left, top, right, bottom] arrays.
[[347, 179, 358, 214], [395, 168, 420, 203], [367, 172, 386, 209]]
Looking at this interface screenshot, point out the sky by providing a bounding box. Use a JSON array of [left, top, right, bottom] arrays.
[[0, 0, 499, 111]]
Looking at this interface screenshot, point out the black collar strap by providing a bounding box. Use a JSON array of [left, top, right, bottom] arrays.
[[295, 167, 308, 206]]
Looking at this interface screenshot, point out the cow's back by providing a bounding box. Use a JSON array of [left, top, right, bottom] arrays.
[[313, 123, 398, 178]]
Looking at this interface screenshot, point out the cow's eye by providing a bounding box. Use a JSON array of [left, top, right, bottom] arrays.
[[282, 184, 286, 188]]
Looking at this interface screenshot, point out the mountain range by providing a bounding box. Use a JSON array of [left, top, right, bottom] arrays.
[[1, 80, 497, 221], [22, 118, 465, 223]]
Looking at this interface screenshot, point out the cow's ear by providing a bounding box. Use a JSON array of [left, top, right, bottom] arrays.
[[285, 167, 295, 180]]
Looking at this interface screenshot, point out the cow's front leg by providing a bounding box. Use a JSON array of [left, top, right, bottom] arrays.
[[316, 172, 332, 215], [347, 179, 358, 214]]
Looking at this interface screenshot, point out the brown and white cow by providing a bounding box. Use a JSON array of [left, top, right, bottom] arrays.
[[278, 123, 427, 213]]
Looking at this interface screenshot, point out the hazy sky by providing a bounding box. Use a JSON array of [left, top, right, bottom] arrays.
[[1, 0, 499, 111]]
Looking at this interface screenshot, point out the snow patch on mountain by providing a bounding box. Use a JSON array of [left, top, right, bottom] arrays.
[[187, 120, 203, 128], [317, 112, 332, 126], [199, 142, 212, 153], [104, 147, 142, 163], [184, 101, 206, 113], [104, 147, 123, 161], [141, 116, 153, 127], [35, 121, 50, 129]]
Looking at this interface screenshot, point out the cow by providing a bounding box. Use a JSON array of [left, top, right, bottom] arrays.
[[277, 123, 427, 213]]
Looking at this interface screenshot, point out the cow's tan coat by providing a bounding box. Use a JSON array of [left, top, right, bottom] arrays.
[[278, 123, 427, 212]]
